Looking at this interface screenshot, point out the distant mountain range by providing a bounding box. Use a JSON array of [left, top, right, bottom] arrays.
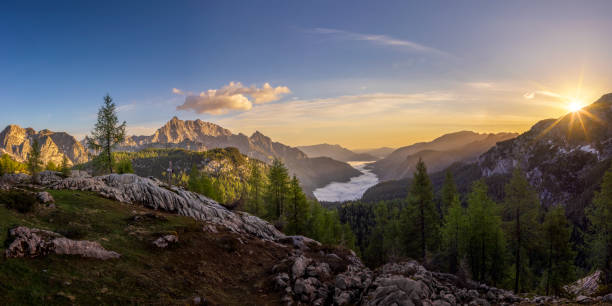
[[297, 144, 378, 162], [370, 131, 518, 181], [363, 93, 612, 223], [117, 117, 361, 196], [0, 125, 88, 166], [352, 147, 395, 159]]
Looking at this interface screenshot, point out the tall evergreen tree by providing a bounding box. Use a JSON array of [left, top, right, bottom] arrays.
[[441, 170, 458, 216], [441, 193, 465, 274], [86, 94, 127, 174], [26, 139, 43, 184], [285, 175, 309, 235], [247, 162, 265, 217], [265, 158, 290, 220], [402, 158, 439, 260], [503, 168, 539, 293], [542, 207, 575, 296], [60, 155, 71, 177], [586, 164, 612, 285]]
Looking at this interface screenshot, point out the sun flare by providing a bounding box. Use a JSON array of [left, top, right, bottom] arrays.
[[567, 101, 583, 112]]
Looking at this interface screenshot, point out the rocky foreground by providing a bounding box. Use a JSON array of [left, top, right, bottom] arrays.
[[1, 171, 610, 305]]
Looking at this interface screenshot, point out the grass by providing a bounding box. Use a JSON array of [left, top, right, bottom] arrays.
[[0, 189, 286, 305]]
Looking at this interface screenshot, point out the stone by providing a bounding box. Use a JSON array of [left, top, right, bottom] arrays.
[[291, 255, 311, 280], [37, 191, 55, 204], [603, 293, 612, 303], [5, 226, 120, 260], [575, 295, 593, 304], [564, 270, 604, 297], [152, 234, 179, 248]]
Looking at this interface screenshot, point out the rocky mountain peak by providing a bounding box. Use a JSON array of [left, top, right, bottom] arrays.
[[595, 92, 612, 104]]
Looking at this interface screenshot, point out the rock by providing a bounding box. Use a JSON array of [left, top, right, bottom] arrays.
[[564, 270, 604, 297], [603, 293, 612, 303], [36, 191, 55, 204], [291, 255, 311, 280], [294, 277, 318, 299], [1, 173, 31, 184], [277, 235, 322, 250], [274, 273, 290, 289], [152, 234, 179, 248], [49, 174, 284, 241], [5, 226, 120, 260], [576, 295, 593, 304]]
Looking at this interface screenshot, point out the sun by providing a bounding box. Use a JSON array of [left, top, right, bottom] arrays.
[[567, 100, 583, 112]]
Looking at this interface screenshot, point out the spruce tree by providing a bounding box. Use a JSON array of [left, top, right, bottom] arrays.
[[285, 175, 308, 235], [503, 167, 539, 293], [247, 162, 265, 217], [403, 158, 438, 260], [60, 155, 71, 177], [265, 158, 290, 221], [542, 207, 575, 296], [586, 164, 612, 285], [442, 193, 465, 274], [86, 94, 126, 174], [26, 139, 43, 184]]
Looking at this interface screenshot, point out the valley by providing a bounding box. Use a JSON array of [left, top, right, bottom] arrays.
[[313, 161, 379, 202]]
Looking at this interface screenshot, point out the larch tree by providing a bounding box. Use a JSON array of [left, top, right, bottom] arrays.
[[503, 167, 540, 293], [441, 170, 458, 216], [247, 162, 265, 217], [86, 94, 126, 174], [441, 193, 465, 274]]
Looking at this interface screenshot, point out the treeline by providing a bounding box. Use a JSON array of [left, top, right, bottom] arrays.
[[189, 158, 356, 248], [339, 158, 611, 295]]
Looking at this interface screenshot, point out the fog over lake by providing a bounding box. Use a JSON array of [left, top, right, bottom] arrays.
[[313, 161, 379, 202]]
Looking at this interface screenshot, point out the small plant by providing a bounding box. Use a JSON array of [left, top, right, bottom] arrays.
[[0, 190, 38, 213], [115, 158, 134, 174]]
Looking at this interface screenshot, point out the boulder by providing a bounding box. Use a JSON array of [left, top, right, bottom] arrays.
[[37, 191, 55, 204], [291, 255, 312, 280], [152, 234, 179, 248], [564, 270, 603, 297], [5, 226, 119, 260]]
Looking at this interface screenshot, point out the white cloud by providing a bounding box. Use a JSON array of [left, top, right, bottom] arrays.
[[523, 90, 564, 100], [175, 82, 291, 115], [310, 28, 450, 57]]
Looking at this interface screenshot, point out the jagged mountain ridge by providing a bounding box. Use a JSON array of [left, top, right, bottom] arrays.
[[478, 93, 612, 219], [0, 125, 88, 166], [120, 117, 360, 196], [371, 131, 518, 181], [297, 143, 378, 162]]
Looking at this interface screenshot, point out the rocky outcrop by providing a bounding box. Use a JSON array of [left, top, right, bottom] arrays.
[[153, 234, 179, 248], [0, 125, 88, 166], [564, 270, 604, 297], [47, 173, 284, 241], [5, 226, 120, 260]]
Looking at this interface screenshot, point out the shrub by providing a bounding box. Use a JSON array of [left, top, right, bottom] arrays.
[[0, 191, 38, 213], [115, 158, 134, 174]]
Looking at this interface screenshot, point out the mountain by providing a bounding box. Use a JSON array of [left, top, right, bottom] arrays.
[[371, 131, 518, 181], [352, 147, 395, 159], [297, 143, 378, 162], [120, 117, 360, 196], [0, 125, 88, 166], [363, 93, 612, 223]]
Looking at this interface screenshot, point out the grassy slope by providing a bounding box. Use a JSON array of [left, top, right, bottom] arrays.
[[0, 190, 286, 305]]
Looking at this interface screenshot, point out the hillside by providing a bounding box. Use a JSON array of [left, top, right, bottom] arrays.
[[371, 131, 517, 181], [119, 117, 360, 196], [297, 144, 378, 162], [0, 172, 565, 305], [0, 125, 88, 166]]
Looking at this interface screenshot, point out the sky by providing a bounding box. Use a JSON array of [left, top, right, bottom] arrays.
[[1, 1, 611, 149]]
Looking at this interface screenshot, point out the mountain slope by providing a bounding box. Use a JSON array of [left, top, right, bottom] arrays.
[[371, 131, 517, 181], [0, 125, 88, 166], [120, 117, 360, 196], [297, 143, 378, 162], [352, 147, 395, 159]]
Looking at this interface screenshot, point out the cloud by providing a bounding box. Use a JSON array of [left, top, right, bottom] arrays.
[[175, 82, 291, 115], [310, 28, 450, 57], [523, 90, 564, 100]]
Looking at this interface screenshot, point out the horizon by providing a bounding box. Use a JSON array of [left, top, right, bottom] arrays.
[[2, 1, 612, 148]]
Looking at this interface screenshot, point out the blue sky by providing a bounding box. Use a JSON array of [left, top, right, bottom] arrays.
[[1, 1, 611, 148]]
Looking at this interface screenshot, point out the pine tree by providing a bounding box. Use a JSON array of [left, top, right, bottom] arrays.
[[503, 167, 539, 293], [265, 158, 290, 221], [285, 175, 309, 235], [542, 207, 575, 296], [586, 164, 612, 285], [402, 158, 439, 260], [86, 94, 127, 174], [441, 170, 458, 216], [26, 139, 43, 184]]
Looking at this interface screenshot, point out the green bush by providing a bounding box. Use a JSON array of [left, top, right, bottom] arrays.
[[115, 159, 134, 174], [0, 191, 38, 213]]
